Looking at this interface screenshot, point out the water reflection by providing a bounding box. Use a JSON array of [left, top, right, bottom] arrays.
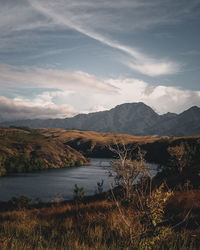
[[0, 159, 112, 202], [0, 159, 158, 202]]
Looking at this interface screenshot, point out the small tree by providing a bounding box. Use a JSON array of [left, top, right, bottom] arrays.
[[108, 140, 173, 246], [109, 142, 150, 201], [74, 184, 84, 202], [168, 142, 195, 173]]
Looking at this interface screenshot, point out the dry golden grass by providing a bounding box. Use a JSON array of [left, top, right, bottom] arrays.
[[39, 128, 161, 144], [0, 128, 89, 173], [0, 190, 200, 249], [38, 128, 200, 143]]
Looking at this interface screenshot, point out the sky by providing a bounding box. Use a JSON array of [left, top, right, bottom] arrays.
[[0, 0, 200, 121]]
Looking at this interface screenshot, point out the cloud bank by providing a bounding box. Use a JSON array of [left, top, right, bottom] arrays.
[[0, 65, 199, 121], [0, 93, 77, 122]]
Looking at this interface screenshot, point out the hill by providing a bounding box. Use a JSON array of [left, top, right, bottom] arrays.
[[33, 128, 200, 166], [0, 127, 89, 176], [1, 102, 200, 136]]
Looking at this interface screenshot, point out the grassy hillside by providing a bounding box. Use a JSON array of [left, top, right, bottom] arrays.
[[38, 128, 161, 144], [0, 127, 89, 175], [38, 128, 200, 164]]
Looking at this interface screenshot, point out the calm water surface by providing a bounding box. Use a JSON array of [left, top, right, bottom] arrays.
[[0, 158, 158, 202]]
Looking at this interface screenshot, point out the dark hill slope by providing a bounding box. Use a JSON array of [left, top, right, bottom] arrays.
[[1, 103, 200, 136], [148, 106, 200, 136]]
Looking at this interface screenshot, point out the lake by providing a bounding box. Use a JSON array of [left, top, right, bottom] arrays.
[[0, 158, 158, 202]]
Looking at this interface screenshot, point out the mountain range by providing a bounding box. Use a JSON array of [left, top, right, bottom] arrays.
[[0, 102, 200, 136]]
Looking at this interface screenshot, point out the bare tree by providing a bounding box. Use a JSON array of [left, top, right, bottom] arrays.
[[109, 142, 150, 201], [108, 139, 174, 245]]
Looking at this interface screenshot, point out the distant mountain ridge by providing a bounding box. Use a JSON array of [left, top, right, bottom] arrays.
[[0, 102, 200, 136]]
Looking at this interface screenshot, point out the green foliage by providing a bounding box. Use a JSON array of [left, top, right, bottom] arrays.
[[0, 150, 85, 175], [168, 142, 196, 173], [3, 153, 48, 174], [9, 126, 32, 132], [75, 159, 84, 166], [74, 184, 85, 202], [0, 156, 6, 176], [145, 184, 173, 228], [63, 158, 86, 168], [0, 154, 6, 176], [35, 197, 42, 204], [157, 142, 197, 178], [0, 166, 6, 176], [10, 195, 32, 209]]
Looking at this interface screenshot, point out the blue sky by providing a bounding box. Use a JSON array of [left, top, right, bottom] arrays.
[[0, 0, 200, 121]]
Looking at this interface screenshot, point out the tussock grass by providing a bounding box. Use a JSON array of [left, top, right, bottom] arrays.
[[0, 191, 200, 249]]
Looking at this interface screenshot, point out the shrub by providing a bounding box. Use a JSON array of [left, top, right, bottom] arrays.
[[168, 142, 195, 173], [109, 143, 174, 246], [10, 195, 32, 209], [74, 184, 85, 202]]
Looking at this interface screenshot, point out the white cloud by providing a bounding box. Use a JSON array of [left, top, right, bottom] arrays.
[[0, 71, 199, 121], [103, 78, 200, 114], [0, 64, 199, 119], [80, 78, 200, 114], [125, 58, 180, 77], [0, 93, 77, 121], [0, 64, 117, 94]]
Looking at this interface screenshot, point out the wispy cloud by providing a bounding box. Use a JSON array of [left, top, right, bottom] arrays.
[[181, 50, 200, 56], [28, 0, 183, 76], [29, 0, 200, 32], [1, 0, 199, 76]]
